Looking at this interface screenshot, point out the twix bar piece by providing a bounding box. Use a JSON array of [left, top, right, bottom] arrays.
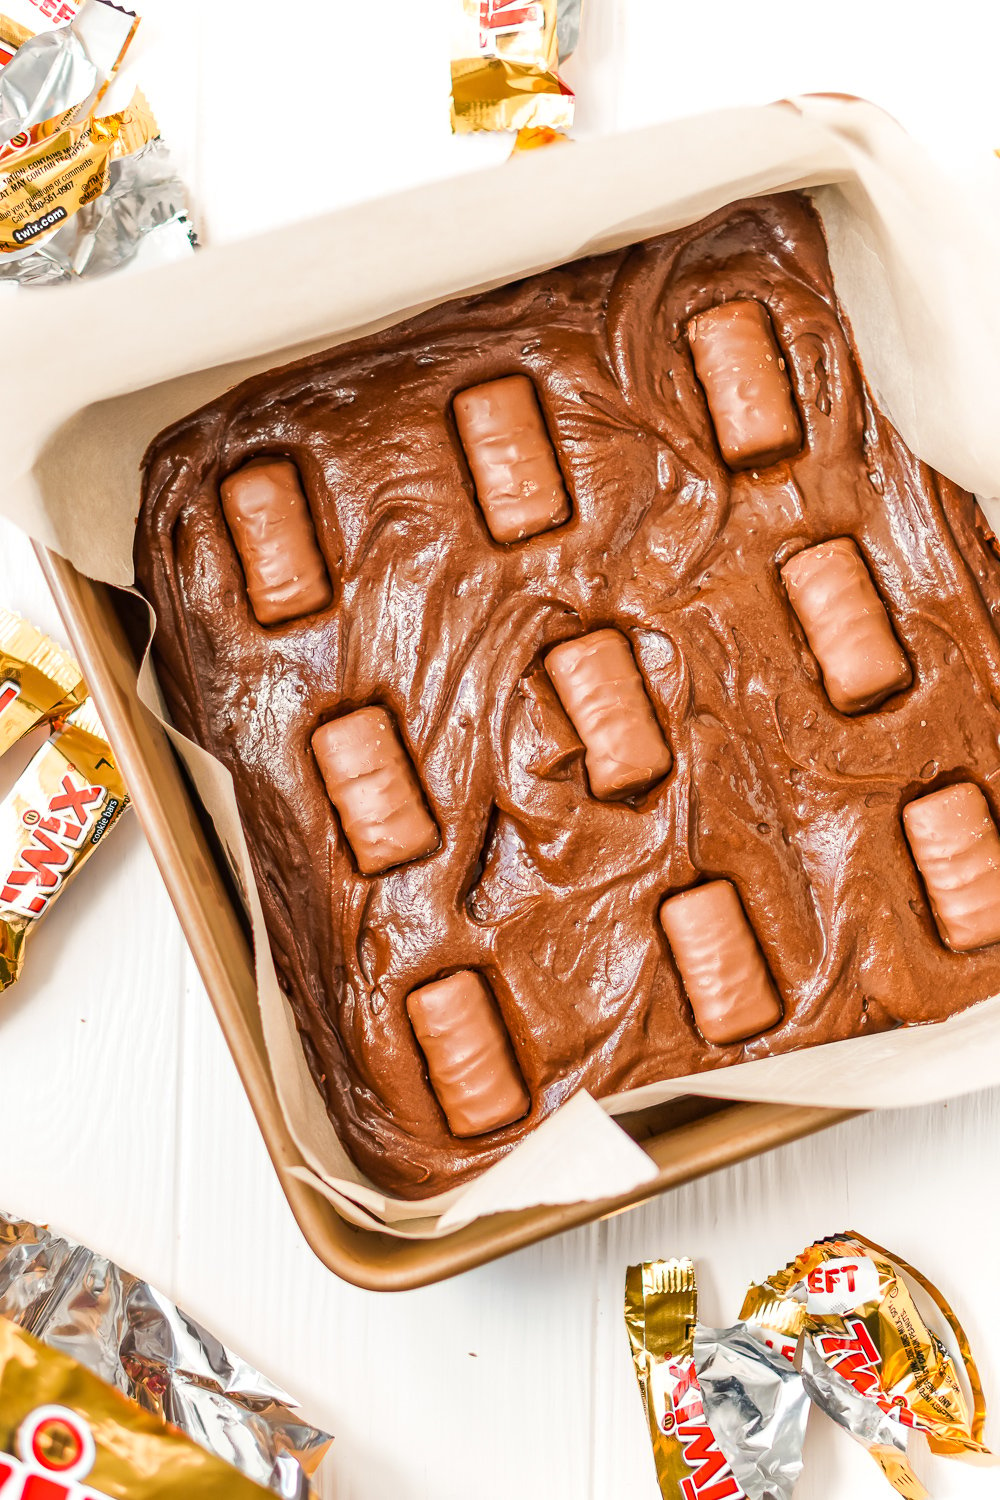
[[742, 1233, 990, 1498], [450, 0, 578, 134], [0, 697, 128, 989], [0, 608, 85, 756], [625, 1260, 747, 1500]]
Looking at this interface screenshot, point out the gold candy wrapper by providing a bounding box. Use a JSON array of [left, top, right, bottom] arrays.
[[0, 87, 158, 254], [625, 1259, 747, 1500], [450, 0, 579, 134], [742, 1232, 990, 1497], [0, 1313, 276, 1498], [0, 608, 86, 756], [0, 696, 128, 988]]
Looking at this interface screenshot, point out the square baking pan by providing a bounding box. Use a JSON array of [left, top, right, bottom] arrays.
[[37, 546, 852, 1290]]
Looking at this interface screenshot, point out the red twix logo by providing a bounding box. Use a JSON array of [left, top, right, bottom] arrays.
[[0, 681, 20, 717], [663, 1359, 744, 1500], [26, 0, 78, 22], [815, 1317, 916, 1429], [1, 769, 105, 917]]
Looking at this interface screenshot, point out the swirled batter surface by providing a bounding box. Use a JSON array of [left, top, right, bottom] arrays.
[[136, 193, 1000, 1196]]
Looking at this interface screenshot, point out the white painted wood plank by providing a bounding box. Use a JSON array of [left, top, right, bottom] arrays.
[[171, 946, 602, 1500], [0, 520, 186, 1293], [617, 0, 1000, 169]]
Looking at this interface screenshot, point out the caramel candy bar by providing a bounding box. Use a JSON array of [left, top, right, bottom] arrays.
[[659, 880, 783, 1044], [312, 707, 438, 875], [221, 458, 332, 626], [453, 375, 571, 543], [903, 783, 1000, 951], [406, 970, 530, 1137], [781, 537, 911, 714], [687, 300, 803, 470], [544, 628, 672, 799]]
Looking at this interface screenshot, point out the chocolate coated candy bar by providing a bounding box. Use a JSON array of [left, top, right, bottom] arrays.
[[545, 628, 671, 800], [312, 707, 439, 875], [781, 538, 911, 714], [688, 299, 803, 470], [221, 458, 332, 626], [406, 970, 530, 1137], [453, 375, 571, 543], [903, 782, 1000, 951], [660, 879, 782, 1044]]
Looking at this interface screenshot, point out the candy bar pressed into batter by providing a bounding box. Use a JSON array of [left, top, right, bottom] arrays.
[[687, 299, 802, 470], [544, 628, 671, 800], [136, 193, 1000, 1197], [782, 538, 911, 714], [220, 458, 332, 626], [903, 784, 1000, 951], [454, 375, 571, 543], [312, 707, 439, 876], [660, 881, 782, 1045], [406, 970, 529, 1137]]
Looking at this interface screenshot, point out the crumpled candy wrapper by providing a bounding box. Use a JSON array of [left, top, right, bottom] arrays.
[[0, 0, 194, 284], [0, 1211, 332, 1498], [450, 0, 582, 136], [628, 1235, 992, 1500]]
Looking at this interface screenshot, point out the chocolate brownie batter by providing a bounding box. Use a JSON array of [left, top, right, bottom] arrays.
[[135, 193, 1000, 1197]]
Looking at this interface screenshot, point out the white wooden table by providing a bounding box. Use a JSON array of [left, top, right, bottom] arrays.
[[3, 4, 1000, 1497]]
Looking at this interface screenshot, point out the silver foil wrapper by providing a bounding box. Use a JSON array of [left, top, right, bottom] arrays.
[[556, 0, 582, 60], [0, 2, 107, 148], [694, 1322, 809, 1500], [799, 1336, 909, 1461], [0, 1212, 331, 1497]]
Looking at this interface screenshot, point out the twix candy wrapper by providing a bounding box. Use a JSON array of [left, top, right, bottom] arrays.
[[0, 1212, 332, 1497], [0, 0, 148, 256], [450, 0, 581, 135], [0, 0, 194, 283], [0, 695, 127, 988], [0, 1314, 278, 1498], [741, 1233, 990, 1498], [625, 1259, 748, 1500], [0, 608, 85, 756], [0, 1, 80, 70]]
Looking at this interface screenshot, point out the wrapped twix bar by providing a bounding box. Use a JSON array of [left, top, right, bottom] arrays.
[[0, 694, 127, 988], [0, 1211, 332, 1496], [0, 608, 85, 756], [741, 1233, 991, 1499], [450, 0, 582, 135]]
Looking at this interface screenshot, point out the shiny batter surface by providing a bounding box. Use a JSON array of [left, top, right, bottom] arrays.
[[135, 193, 1000, 1197]]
